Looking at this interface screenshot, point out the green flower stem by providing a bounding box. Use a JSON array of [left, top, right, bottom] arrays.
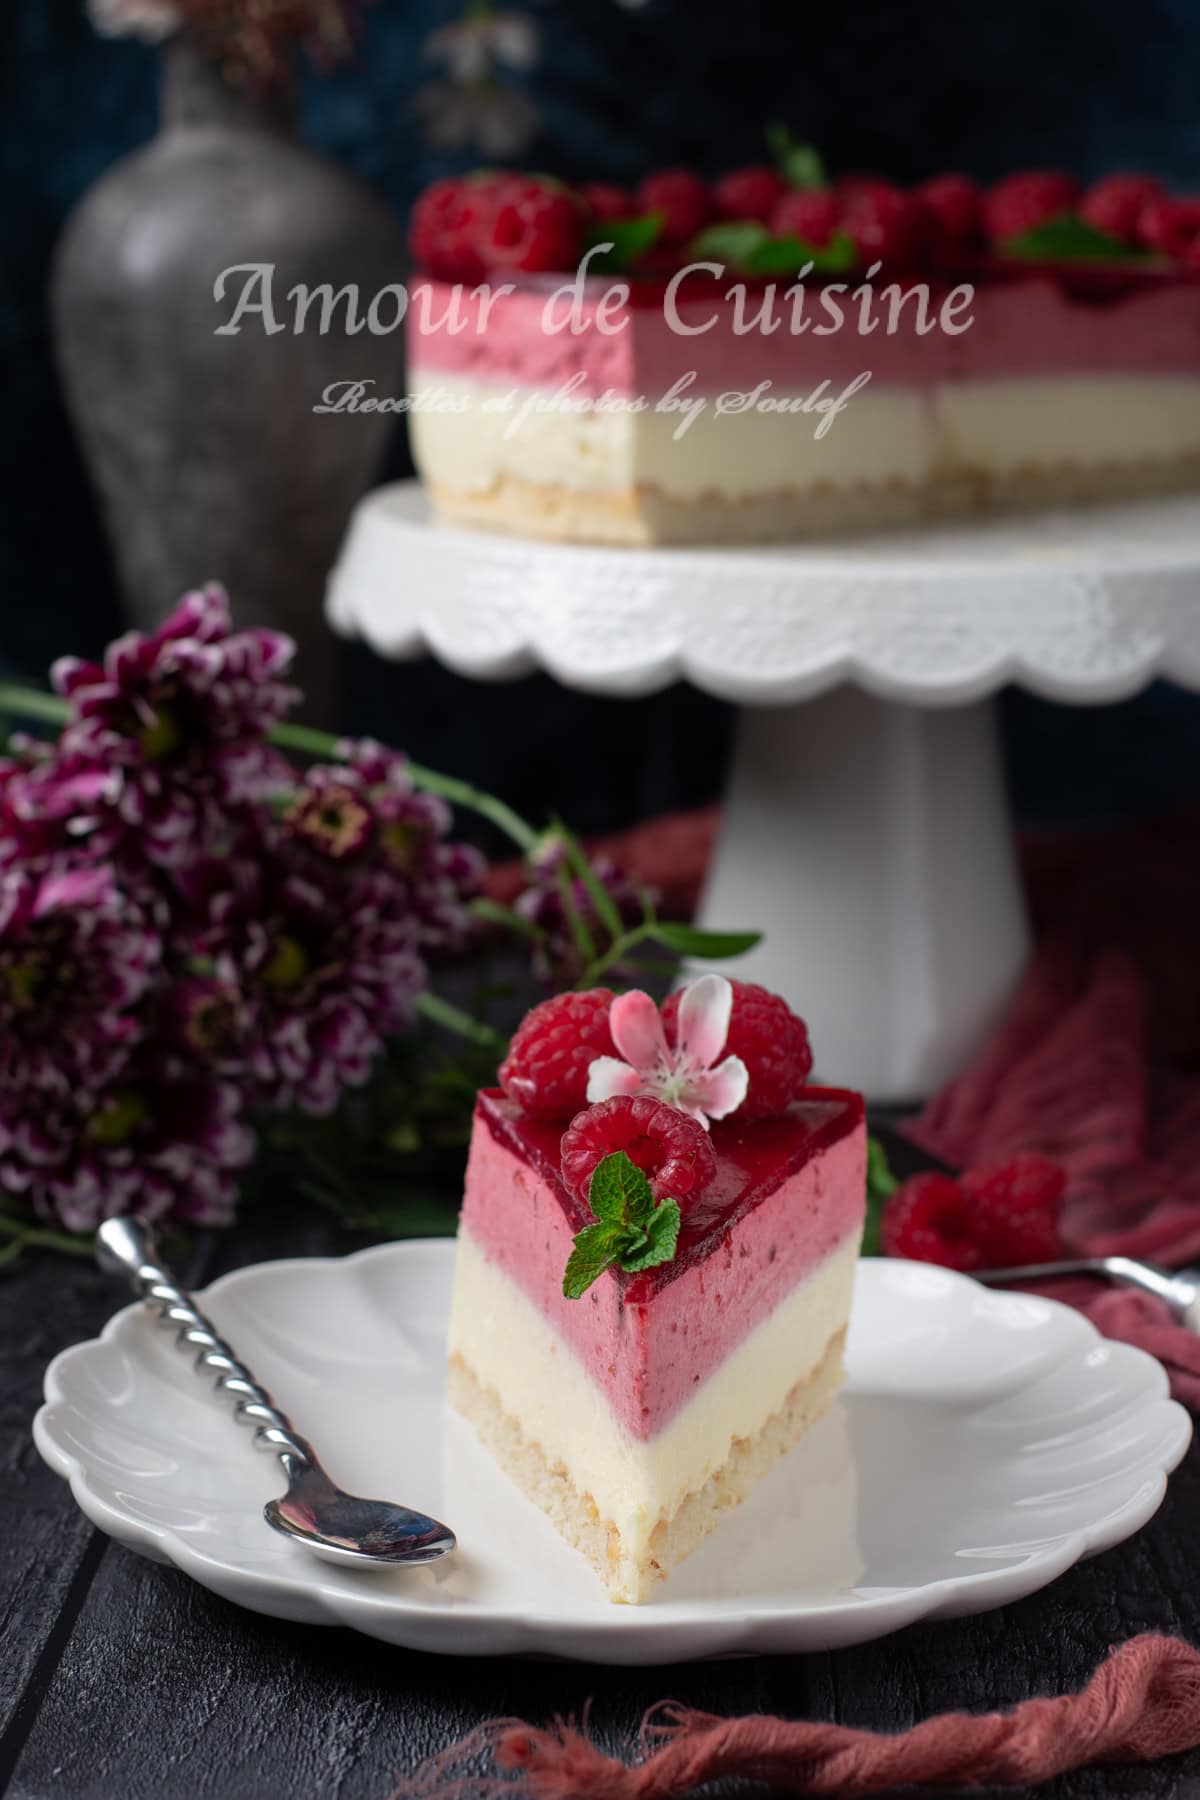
[[575, 921, 656, 989], [0, 1213, 92, 1258], [417, 990, 507, 1050], [0, 684, 70, 730]]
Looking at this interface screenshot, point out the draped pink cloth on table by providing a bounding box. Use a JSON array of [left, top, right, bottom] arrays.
[[392, 1635, 1200, 1798], [906, 807, 1200, 1407]]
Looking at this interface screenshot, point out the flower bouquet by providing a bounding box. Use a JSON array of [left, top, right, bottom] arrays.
[[0, 589, 757, 1263]]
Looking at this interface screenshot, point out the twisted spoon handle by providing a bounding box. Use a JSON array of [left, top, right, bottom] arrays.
[[96, 1217, 313, 1471]]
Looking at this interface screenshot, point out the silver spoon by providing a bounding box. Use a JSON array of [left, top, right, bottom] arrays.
[[976, 1254, 1200, 1330], [95, 1217, 456, 1570]]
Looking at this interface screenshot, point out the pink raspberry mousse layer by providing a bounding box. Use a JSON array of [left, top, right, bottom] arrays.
[[459, 1087, 866, 1444], [409, 272, 1200, 396]]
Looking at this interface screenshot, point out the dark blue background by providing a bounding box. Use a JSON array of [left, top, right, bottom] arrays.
[[3, 0, 1200, 832]]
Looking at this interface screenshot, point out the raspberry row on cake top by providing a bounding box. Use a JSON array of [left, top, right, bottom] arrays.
[[405, 153, 1200, 546]]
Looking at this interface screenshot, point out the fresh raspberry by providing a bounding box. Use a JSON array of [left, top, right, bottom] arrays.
[[918, 173, 983, 256], [840, 181, 931, 267], [1139, 196, 1200, 264], [478, 177, 584, 274], [581, 182, 632, 223], [881, 1172, 985, 1272], [561, 1095, 716, 1208], [635, 170, 713, 246], [714, 165, 787, 224], [499, 990, 616, 1120], [662, 978, 812, 1121], [409, 176, 492, 283], [1080, 174, 1164, 244], [769, 188, 842, 248], [962, 1153, 1066, 1265], [982, 170, 1081, 245]]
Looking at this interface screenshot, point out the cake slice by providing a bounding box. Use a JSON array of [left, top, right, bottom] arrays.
[[446, 977, 866, 1602]]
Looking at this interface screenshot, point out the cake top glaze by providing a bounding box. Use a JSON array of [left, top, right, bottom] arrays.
[[476, 1083, 865, 1304]]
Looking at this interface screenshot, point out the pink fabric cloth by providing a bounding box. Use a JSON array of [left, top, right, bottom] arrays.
[[906, 943, 1200, 1407], [392, 1634, 1200, 1798]]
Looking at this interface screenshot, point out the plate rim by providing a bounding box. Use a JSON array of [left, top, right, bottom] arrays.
[[34, 1240, 1195, 1662]]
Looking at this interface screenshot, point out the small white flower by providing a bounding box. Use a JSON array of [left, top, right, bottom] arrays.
[[587, 974, 749, 1129], [415, 79, 539, 157], [87, 0, 180, 43], [424, 10, 539, 83]]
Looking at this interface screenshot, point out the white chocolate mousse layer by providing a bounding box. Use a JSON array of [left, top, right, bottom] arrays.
[[447, 1225, 859, 1579]]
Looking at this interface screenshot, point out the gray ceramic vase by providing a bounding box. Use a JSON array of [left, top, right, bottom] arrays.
[[52, 40, 406, 723]]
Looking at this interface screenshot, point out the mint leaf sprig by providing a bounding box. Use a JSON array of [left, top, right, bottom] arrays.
[[563, 1151, 681, 1298], [766, 126, 828, 192], [583, 213, 664, 274], [690, 220, 856, 277], [999, 213, 1159, 265]]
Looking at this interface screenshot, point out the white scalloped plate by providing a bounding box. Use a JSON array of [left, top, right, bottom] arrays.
[[35, 1243, 1191, 1665]]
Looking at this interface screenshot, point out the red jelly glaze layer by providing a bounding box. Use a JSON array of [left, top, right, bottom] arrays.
[[476, 1086, 865, 1303]]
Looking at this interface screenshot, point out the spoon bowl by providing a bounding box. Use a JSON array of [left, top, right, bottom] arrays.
[[265, 1462, 456, 1568]]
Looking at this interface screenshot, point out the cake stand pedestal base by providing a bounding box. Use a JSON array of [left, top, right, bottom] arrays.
[[696, 690, 1029, 1102]]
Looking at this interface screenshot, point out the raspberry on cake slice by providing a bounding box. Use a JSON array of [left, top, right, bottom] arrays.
[[446, 975, 866, 1603]]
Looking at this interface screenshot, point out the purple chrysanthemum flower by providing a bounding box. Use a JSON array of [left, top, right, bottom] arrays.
[[51, 584, 299, 869], [282, 739, 484, 955], [0, 863, 160, 1094], [516, 833, 646, 986], [0, 1062, 253, 1232], [174, 838, 427, 1114], [0, 739, 122, 873]]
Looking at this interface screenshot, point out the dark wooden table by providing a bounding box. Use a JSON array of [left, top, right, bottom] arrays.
[[4, 1153, 1199, 1800]]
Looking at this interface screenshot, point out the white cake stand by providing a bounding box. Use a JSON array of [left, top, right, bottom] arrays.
[[327, 482, 1200, 1101]]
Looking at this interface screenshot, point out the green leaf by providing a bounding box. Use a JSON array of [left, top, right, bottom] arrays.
[[999, 212, 1152, 264], [621, 1198, 681, 1273], [563, 1220, 623, 1297], [861, 1136, 899, 1256], [866, 1135, 900, 1200], [689, 222, 856, 278], [689, 221, 770, 267], [744, 228, 858, 276], [613, 1223, 650, 1259], [766, 126, 828, 191], [583, 213, 664, 273], [648, 922, 762, 959], [563, 1159, 686, 1295], [587, 1150, 655, 1230]]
